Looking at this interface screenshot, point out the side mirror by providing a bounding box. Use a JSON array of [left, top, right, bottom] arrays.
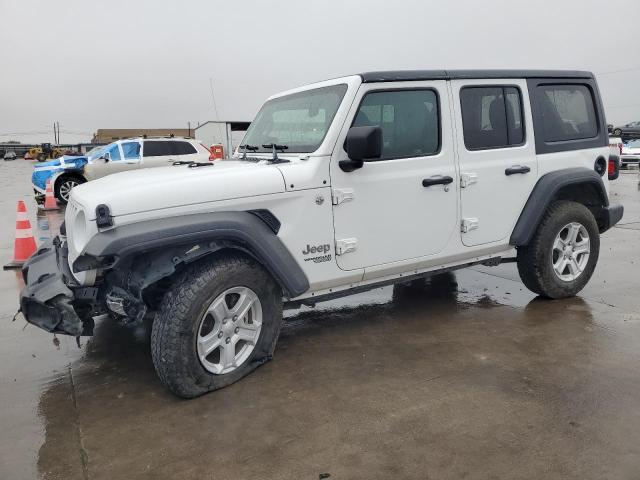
[[99, 155, 109, 163], [340, 126, 382, 172]]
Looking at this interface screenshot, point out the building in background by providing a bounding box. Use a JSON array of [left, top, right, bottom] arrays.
[[92, 128, 193, 143], [194, 121, 250, 158]]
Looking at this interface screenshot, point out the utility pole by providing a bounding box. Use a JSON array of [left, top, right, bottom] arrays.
[[188, 121, 191, 138], [53, 122, 56, 143], [57, 121, 60, 144]]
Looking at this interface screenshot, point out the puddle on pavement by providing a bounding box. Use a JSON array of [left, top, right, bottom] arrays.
[[1, 161, 639, 479]]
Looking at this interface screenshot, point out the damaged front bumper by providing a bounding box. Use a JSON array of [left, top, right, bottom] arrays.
[[20, 237, 96, 336]]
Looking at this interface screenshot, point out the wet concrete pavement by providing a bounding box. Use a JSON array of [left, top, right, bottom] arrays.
[[1, 159, 640, 479]]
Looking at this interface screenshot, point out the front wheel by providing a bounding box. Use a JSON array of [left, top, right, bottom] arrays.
[[151, 254, 283, 398], [517, 201, 600, 299], [55, 176, 85, 203], [613, 129, 622, 137]]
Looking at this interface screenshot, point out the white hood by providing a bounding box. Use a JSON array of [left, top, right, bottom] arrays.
[[71, 160, 286, 219]]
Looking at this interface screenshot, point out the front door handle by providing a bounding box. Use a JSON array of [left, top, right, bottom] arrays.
[[505, 165, 531, 176], [422, 175, 454, 187]]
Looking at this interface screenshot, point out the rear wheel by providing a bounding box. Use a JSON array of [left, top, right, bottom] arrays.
[[517, 201, 600, 298], [55, 176, 85, 203], [613, 128, 622, 137], [151, 254, 283, 398]]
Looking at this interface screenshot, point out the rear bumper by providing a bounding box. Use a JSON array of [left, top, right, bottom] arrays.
[[20, 238, 94, 336], [600, 203, 624, 232]]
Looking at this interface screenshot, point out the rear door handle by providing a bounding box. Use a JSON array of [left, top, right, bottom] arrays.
[[422, 175, 454, 187], [505, 165, 531, 176]]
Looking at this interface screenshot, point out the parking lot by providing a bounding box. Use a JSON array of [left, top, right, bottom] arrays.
[[1, 158, 640, 479]]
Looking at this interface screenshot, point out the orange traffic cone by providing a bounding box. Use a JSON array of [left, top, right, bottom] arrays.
[[3, 201, 38, 269], [41, 178, 58, 211]]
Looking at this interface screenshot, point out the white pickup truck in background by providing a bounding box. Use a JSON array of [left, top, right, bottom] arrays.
[[620, 139, 640, 168]]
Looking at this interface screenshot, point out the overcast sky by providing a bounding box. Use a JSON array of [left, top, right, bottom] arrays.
[[1, 0, 639, 144]]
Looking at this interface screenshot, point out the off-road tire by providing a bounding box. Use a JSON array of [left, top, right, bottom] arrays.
[[517, 201, 600, 299], [151, 254, 283, 398]]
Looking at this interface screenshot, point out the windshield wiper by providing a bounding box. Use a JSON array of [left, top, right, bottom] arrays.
[[172, 160, 213, 168], [262, 143, 290, 164], [239, 144, 259, 160]]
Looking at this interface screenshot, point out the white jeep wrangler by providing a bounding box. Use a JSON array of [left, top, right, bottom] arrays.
[[20, 70, 623, 398]]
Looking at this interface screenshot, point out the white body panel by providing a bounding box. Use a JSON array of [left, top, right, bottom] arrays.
[[65, 72, 613, 301], [330, 80, 459, 272], [450, 79, 538, 246]]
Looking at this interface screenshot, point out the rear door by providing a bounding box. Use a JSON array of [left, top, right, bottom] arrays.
[[331, 81, 459, 272], [450, 79, 537, 246], [142, 140, 176, 167]]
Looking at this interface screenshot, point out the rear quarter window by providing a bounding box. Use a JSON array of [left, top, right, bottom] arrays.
[[170, 141, 198, 155], [528, 78, 606, 154], [537, 84, 598, 142]]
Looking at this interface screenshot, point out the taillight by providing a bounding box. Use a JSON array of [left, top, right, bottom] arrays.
[[608, 155, 620, 180]]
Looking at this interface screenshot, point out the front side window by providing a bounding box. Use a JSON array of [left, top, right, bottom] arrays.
[[537, 84, 598, 142], [241, 84, 348, 153], [352, 89, 440, 159], [107, 143, 121, 161], [121, 142, 141, 159], [460, 86, 524, 150]]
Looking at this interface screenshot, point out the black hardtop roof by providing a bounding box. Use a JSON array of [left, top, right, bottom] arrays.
[[359, 70, 594, 83]]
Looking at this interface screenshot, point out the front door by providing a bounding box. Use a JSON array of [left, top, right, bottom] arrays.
[[331, 81, 458, 272], [84, 143, 134, 180], [450, 79, 537, 246]]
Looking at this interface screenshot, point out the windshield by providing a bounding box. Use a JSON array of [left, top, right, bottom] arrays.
[[626, 140, 640, 148], [240, 84, 348, 153]]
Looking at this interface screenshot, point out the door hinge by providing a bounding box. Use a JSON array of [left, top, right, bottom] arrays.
[[336, 238, 358, 255], [461, 218, 479, 233], [460, 172, 478, 188], [332, 188, 355, 205]]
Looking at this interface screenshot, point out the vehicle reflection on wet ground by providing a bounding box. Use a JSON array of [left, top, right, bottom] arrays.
[[1, 159, 640, 479]]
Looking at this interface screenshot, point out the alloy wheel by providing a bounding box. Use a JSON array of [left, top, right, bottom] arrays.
[[59, 180, 79, 201], [196, 286, 263, 374], [551, 222, 590, 282]]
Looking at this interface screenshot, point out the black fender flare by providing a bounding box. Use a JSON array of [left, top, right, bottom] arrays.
[[510, 167, 611, 246], [73, 211, 309, 298]]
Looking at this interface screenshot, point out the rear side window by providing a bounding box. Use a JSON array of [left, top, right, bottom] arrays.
[[170, 141, 197, 155], [143, 141, 173, 157], [352, 89, 440, 159], [537, 85, 598, 142], [460, 86, 524, 150]]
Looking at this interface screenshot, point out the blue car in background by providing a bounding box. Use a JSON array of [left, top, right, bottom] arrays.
[[31, 137, 211, 203]]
